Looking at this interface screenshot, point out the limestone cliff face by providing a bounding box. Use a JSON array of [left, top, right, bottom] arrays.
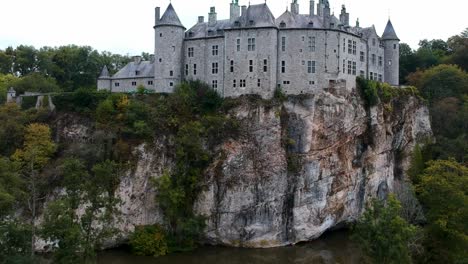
[[56, 90, 432, 248]]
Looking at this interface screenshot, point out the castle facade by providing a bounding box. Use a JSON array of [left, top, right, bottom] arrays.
[[98, 0, 400, 98]]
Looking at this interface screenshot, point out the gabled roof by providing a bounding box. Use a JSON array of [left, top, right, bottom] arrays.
[[381, 20, 399, 41], [112, 61, 154, 79], [357, 25, 379, 40], [186, 19, 231, 39], [236, 4, 276, 28], [276, 11, 323, 29], [157, 3, 185, 29]]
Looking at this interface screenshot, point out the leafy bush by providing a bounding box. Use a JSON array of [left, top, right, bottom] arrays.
[[53, 88, 109, 114], [129, 225, 168, 257]]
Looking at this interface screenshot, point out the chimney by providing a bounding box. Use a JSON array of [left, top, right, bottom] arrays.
[[155, 7, 160, 25], [310, 0, 315, 16], [241, 5, 247, 16], [339, 5, 349, 26], [291, 1, 299, 15], [209, 7, 217, 26], [133, 56, 142, 65], [198, 16, 205, 23], [230, 2, 240, 22]]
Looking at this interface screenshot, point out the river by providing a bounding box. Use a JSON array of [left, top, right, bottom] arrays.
[[97, 231, 362, 264]]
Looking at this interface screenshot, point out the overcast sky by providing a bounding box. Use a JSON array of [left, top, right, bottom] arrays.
[[0, 0, 466, 55]]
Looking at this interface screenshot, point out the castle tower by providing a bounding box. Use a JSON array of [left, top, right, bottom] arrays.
[[230, 0, 240, 22], [339, 5, 349, 26], [154, 3, 185, 93], [6, 87, 16, 103], [97, 65, 111, 91], [382, 19, 400, 86]]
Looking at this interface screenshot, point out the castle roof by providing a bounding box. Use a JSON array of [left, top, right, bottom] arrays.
[[381, 20, 399, 41], [99, 65, 110, 78], [276, 11, 324, 29], [237, 4, 276, 28], [157, 3, 185, 29], [186, 19, 232, 39], [111, 61, 154, 79]]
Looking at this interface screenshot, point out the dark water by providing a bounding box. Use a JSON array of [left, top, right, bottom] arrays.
[[97, 231, 362, 264]]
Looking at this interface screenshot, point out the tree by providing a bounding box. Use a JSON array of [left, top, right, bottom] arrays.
[[415, 159, 468, 263], [399, 43, 417, 84], [0, 50, 13, 74], [352, 195, 419, 264], [0, 103, 29, 157], [13, 45, 38, 76], [12, 123, 56, 257]]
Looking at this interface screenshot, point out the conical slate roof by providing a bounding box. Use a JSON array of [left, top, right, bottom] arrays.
[[382, 20, 399, 40], [157, 3, 185, 28], [99, 65, 110, 78]]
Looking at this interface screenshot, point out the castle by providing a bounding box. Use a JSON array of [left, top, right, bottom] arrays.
[[97, 0, 400, 98]]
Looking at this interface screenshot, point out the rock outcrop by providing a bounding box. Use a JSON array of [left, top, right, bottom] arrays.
[[55, 89, 432, 248]]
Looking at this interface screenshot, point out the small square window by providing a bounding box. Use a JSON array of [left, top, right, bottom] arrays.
[[169, 82, 174, 87]]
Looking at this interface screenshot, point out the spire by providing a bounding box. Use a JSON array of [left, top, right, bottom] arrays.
[[157, 3, 185, 29], [382, 19, 399, 41], [99, 66, 110, 78]]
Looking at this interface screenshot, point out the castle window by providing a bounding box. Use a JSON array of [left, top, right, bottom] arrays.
[[188, 47, 194, 57], [240, 79, 246, 88], [188, 32, 194, 37], [309, 81, 315, 85], [302, 36, 305, 41], [348, 40, 352, 54], [308, 37, 316, 52], [132, 81, 137, 86], [378, 74, 383, 82], [148, 80, 153, 85], [185, 64, 189, 76], [360, 71, 365, 78], [249, 60, 253, 72], [212, 62, 218, 74], [160, 33, 162, 37], [115, 82, 120, 87], [308, 22, 314, 27], [388, 60, 392, 66], [372, 38, 376, 46], [170, 82, 173, 87], [378, 56, 383, 67], [263, 59, 268, 72], [233, 80, 236, 87], [343, 60, 346, 74], [283, 81, 290, 85], [257, 79, 261, 87], [248, 38, 256, 51], [348, 61, 352, 75], [281, 61, 286, 73], [307, 61, 316, 74], [193, 64, 197, 75], [280, 21, 286, 28], [170, 70, 173, 77], [135, 71, 140, 76], [230, 60, 234, 73], [212, 80, 218, 89], [159, 58, 162, 62], [237, 39, 241, 52], [370, 72, 374, 80], [360, 51, 365, 62], [208, 30, 214, 36], [212, 45, 219, 56], [352, 62, 356, 75], [343, 39, 346, 52], [234, 21, 240, 27], [372, 54, 376, 65], [394, 44, 397, 49], [352, 41, 357, 55], [249, 20, 254, 26], [282, 37, 286, 52]]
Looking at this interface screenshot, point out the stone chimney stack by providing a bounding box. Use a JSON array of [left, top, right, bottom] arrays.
[[230, 1, 240, 22], [291, 0, 299, 15], [310, 0, 315, 16], [155, 7, 160, 25], [339, 5, 350, 26], [209, 7, 217, 26], [198, 16, 205, 23], [133, 56, 142, 65]]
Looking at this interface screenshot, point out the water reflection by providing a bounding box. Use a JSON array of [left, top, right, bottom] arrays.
[[98, 231, 362, 264]]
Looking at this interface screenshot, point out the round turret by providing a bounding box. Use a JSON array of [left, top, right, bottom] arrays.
[[382, 19, 400, 86], [154, 3, 186, 93]]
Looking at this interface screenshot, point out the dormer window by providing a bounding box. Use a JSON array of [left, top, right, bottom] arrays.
[[135, 71, 140, 76], [280, 21, 286, 28], [330, 23, 335, 28], [217, 29, 223, 35], [188, 32, 194, 37], [249, 20, 254, 26], [208, 30, 213, 36], [234, 21, 240, 27], [308, 22, 314, 27]]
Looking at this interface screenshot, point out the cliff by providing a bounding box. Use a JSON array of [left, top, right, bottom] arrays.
[[53, 88, 431, 248]]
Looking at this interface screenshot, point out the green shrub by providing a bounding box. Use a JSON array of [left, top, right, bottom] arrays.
[[129, 225, 168, 257]]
